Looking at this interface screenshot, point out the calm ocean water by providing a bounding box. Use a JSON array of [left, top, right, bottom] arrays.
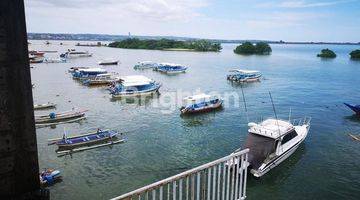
[[30, 41, 360, 200]]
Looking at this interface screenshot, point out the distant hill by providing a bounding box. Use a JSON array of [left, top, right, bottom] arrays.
[[27, 33, 360, 45]]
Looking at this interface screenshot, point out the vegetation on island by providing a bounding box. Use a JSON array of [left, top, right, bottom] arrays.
[[317, 48, 336, 58], [350, 49, 360, 59], [108, 38, 222, 52], [233, 42, 272, 55]]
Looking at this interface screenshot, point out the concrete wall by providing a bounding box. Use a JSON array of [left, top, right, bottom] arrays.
[[0, 0, 40, 198]]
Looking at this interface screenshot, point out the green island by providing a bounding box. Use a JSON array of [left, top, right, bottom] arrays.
[[233, 42, 272, 55], [350, 49, 360, 59], [317, 48, 336, 58], [108, 38, 222, 52]]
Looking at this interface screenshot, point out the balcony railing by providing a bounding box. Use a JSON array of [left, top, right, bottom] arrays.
[[111, 149, 249, 200]]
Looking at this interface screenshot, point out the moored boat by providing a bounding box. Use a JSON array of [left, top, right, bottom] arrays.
[[40, 168, 61, 186], [227, 69, 261, 82], [82, 73, 121, 86], [344, 103, 360, 115], [34, 102, 56, 110], [35, 109, 87, 124], [154, 63, 187, 74], [29, 57, 44, 63], [180, 93, 223, 114], [110, 75, 161, 98], [60, 49, 92, 58], [228, 117, 311, 177], [54, 129, 119, 150], [71, 68, 107, 79], [134, 61, 158, 69], [98, 59, 119, 65]]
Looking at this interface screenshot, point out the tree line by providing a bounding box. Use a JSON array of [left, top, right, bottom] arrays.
[[108, 38, 222, 52]]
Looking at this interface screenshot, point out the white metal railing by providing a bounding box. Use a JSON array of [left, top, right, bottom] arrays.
[[111, 149, 250, 200]]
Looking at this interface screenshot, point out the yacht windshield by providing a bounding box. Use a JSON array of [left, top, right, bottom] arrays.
[[243, 133, 277, 169]]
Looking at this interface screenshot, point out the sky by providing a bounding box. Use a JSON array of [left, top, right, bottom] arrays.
[[24, 0, 360, 42]]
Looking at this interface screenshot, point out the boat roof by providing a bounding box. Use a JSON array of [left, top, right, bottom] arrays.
[[229, 69, 260, 74], [79, 68, 107, 73], [248, 118, 294, 139], [139, 61, 156, 64], [183, 93, 215, 101], [120, 75, 153, 87], [159, 62, 185, 67]]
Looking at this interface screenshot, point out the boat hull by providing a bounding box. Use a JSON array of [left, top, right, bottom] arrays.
[[99, 61, 118, 65]]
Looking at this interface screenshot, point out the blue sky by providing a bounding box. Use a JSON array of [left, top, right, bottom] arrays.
[[25, 0, 360, 42]]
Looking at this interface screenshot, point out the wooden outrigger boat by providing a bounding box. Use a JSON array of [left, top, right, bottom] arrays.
[[35, 109, 87, 125], [51, 129, 119, 150], [34, 102, 56, 110]]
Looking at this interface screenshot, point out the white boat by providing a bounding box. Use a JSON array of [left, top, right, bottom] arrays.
[[228, 117, 311, 177], [82, 73, 121, 86], [44, 58, 67, 63], [34, 102, 56, 110], [134, 61, 158, 69], [109, 75, 161, 98], [154, 63, 187, 74], [227, 69, 261, 82], [180, 93, 223, 114], [60, 50, 92, 58], [98, 59, 119, 65]]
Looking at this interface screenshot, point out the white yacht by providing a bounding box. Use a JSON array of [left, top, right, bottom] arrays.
[[229, 117, 311, 177]]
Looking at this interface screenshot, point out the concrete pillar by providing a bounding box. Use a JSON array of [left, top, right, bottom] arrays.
[[0, 0, 45, 199]]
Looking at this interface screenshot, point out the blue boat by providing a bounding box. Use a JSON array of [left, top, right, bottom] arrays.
[[180, 93, 223, 114], [55, 129, 118, 149], [71, 68, 107, 79], [109, 75, 161, 98], [40, 168, 61, 186], [344, 103, 360, 115], [227, 69, 261, 82], [155, 63, 187, 74]]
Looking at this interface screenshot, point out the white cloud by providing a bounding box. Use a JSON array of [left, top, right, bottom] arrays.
[[25, 0, 208, 22], [258, 0, 355, 8]]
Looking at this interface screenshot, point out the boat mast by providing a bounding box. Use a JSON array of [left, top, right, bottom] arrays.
[[269, 92, 281, 136], [240, 85, 249, 122]]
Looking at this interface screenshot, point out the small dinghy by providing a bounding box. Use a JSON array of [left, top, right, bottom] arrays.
[[344, 103, 360, 115], [53, 129, 119, 150], [40, 168, 61, 186], [34, 102, 56, 110], [35, 108, 87, 125], [98, 59, 119, 65], [180, 93, 223, 115]]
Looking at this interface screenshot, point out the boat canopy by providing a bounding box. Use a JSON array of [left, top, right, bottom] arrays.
[[120, 75, 153, 87], [229, 69, 260, 74], [243, 132, 277, 169], [248, 119, 294, 139], [182, 93, 218, 106], [78, 68, 107, 73]]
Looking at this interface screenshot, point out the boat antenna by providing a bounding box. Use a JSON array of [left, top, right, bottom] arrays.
[[269, 91, 281, 136], [240, 84, 249, 122]]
